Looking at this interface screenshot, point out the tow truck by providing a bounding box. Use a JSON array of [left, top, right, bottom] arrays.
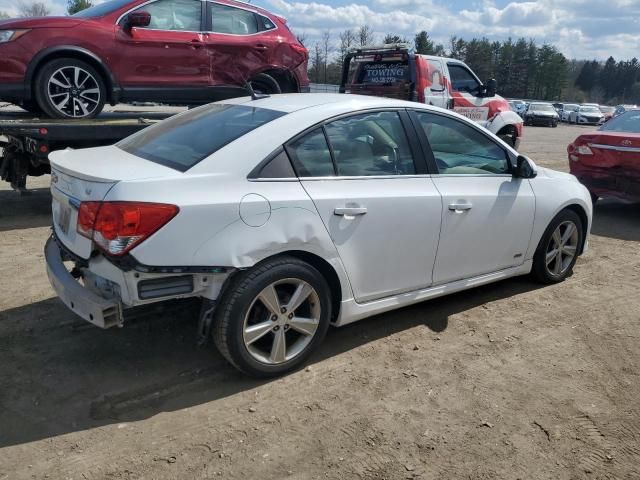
[[340, 44, 523, 149]]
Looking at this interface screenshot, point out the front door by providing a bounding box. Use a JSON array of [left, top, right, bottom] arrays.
[[114, 0, 210, 96], [411, 110, 535, 284], [447, 62, 491, 123], [286, 111, 442, 303]]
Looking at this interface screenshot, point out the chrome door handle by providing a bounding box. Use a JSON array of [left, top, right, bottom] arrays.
[[448, 202, 473, 212], [334, 207, 367, 216], [254, 44, 269, 51]]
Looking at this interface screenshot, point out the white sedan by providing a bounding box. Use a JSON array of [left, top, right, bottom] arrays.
[[45, 94, 592, 377]]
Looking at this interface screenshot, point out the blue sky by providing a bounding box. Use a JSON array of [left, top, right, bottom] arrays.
[[2, 0, 639, 60]]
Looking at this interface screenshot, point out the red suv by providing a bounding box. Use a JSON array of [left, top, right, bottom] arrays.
[[0, 0, 309, 119]]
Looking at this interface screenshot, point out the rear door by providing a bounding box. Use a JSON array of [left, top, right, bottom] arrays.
[[114, 0, 210, 92], [410, 109, 535, 284], [204, 2, 275, 87], [287, 110, 443, 303]]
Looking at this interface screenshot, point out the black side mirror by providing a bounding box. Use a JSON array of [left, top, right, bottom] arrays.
[[124, 10, 151, 30], [513, 155, 537, 179], [485, 78, 497, 97]]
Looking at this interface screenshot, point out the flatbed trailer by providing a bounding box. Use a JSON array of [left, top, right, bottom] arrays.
[[0, 110, 176, 193]]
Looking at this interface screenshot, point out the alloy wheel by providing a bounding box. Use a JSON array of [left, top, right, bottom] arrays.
[[47, 66, 101, 118], [545, 220, 579, 277], [242, 278, 321, 365]]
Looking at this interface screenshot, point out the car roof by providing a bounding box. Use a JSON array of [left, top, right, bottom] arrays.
[[221, 93, 432, 114]]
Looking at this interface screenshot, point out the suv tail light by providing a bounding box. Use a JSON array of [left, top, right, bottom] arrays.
[[77, 201, 179, 256]]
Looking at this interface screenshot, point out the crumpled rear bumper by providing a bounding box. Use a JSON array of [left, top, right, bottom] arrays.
[[45, 236, 123, 328]]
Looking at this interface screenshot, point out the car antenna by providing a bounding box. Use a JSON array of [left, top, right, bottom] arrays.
[[245, 82, 270, 100]]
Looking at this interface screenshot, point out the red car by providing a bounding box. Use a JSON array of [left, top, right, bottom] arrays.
[[0, 0, 309, 119], [568, 109, 640, 202]]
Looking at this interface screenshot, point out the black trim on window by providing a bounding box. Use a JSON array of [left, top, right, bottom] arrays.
[[407, 110, 438, 174], [247, 147, 296, 179], [321, 125, 339, 175], [399, 109, 428, 174], [201, 0, 209, 31]]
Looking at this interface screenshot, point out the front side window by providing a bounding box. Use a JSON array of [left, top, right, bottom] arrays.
[[447, 64, 481, 93], [210, 3, 258, 34], [324, 111, 416, 176], [414, 111, 509, 175], [118, 104, 285, 171], [132, 0, 201, 31]]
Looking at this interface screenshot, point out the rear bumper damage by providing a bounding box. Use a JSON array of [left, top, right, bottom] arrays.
[[45, 236, 124, 328], [572, 167, 640, 201]]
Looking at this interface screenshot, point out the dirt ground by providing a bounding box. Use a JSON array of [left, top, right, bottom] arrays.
[[1, 123, 639, 480]]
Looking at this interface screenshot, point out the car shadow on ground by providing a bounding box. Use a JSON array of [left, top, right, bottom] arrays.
[[0, 276, 543, 448], [591, 198, 640, 242], [0, 187, 51, 232]]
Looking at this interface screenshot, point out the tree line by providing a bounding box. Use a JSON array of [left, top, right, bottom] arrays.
[[0, 0, 93, 18], [571, 57, 640, 105]]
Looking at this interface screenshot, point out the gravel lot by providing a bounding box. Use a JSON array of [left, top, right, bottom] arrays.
[[1, 123, 639, 480]]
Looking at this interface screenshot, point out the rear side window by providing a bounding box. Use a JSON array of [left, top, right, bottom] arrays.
[[287, 129, 335, 177], [210, 3, 258, 34], [118, 104, 285, 171]]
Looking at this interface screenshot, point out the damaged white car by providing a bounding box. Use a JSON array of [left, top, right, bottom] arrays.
[[46, 94, 592, 377]]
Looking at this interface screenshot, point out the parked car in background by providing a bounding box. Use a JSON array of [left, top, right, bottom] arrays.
[[599, 105, 616, 122], [613, 105, 638, 118], [45, 93, 591, 377], [560, 104, 578, 122], [510, 100, 527, 116], [340, 45, 524, 148], [568, 108, 640, 203], [569, 105, 604, 125], [0, 0, 309, 119], [523, 102, 559, 127], [552, 102, 563, 114]]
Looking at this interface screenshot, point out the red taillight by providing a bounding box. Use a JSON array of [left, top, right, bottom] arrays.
[[77, 201, 179, 256]]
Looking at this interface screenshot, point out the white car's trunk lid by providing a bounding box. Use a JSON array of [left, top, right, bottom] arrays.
[[49, 146, 179, 259]]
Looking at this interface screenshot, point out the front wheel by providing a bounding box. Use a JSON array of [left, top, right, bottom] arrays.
[[34, 58, 106, 119], [213, 256, 332, 377], [531, 209, 583, 284]]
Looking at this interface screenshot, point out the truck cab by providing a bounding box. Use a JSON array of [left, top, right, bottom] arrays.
[[340, 44, 523, 149]]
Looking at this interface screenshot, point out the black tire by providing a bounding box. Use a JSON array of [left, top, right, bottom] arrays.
[[498, 133, 516, 148], [590, 191, 599, 204], [552, 121, 558, 128], [531, 209, 584, 284], [213, 256, 332, 377], [249, 73, 281, 95], [35, 58, 106, 119]]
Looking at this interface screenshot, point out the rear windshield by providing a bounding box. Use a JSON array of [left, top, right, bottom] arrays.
[[117, 104, 286, 171], [600, 110, 640, 133], [72, 0, 132, 17], [352, 60, 410, 85]]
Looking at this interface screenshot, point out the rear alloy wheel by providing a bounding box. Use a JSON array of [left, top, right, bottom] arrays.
[[35, 58, 106, 119], [213, 256, 331, 377], [532, 209, 583, 284]]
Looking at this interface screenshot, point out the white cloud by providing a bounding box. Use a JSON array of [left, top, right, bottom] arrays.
[[263, 0, 640, 60]]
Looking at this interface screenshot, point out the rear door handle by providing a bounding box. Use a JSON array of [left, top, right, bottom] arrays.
[[191, 39, 205, 48], [448, 202, 472, 212], [254, 44, 269, 51], [334, 207, 367, 217]]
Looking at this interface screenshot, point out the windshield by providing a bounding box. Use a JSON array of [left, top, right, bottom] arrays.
[[530, 104, 554, 112], [565, 104, 578, 111], [117, 104, 286, 171], [72, 0, 132, 17], [599, 110, 640, 133], [580, 106, 601, 113]]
